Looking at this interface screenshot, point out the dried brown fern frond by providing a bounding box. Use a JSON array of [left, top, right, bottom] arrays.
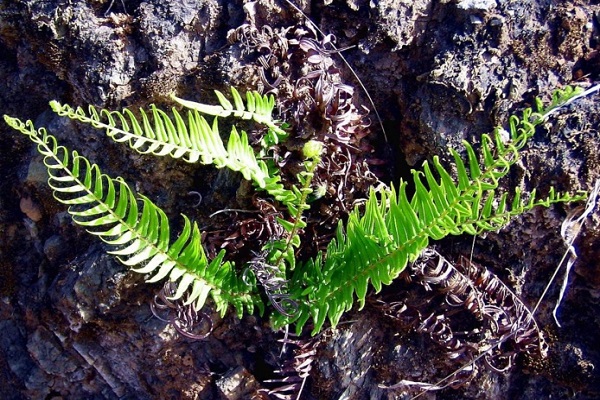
[[260, 333, 319, 400], [150, 281, 213, 340], [379, 248, 546, 389]]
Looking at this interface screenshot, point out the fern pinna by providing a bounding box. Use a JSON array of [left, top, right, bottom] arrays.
[[3, 86, 587, 336]]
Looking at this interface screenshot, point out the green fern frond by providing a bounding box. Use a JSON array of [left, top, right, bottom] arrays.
[[171, 87, 288, 146], [265, 140, 324, 280], [49, 100, 295, 206], [3, 115, 263, 318], [273, 91, 588, 335]]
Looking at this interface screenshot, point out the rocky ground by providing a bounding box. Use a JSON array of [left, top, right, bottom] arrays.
[[1, 0, 599, 399]]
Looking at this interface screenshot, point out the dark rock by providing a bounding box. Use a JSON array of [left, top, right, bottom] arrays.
[[43, 235, 66, 264], [0, 0, 599, 399], [215, 366, 261, 400]]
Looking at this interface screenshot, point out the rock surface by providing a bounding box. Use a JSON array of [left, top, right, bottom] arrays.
[[1, 0, 599, 399]]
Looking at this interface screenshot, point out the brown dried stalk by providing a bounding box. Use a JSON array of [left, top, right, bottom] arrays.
[[260, 333, 319, 400]]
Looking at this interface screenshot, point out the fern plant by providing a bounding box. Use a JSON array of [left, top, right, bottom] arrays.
[[49, 88, 295, 206], [3, 86, 587, 336], [273, 86, 588, 334]]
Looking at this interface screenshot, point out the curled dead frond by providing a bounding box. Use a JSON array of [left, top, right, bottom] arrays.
[[151, 281, 213, 340], [379, 248, 546, 389], [229, 21, 376, 149], [246, 250, 298, 318]]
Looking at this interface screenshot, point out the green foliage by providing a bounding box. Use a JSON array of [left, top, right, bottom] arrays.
[[3, 117, 263, 319], [3, 86, 587, 336], [268, 140, 325, 274], [272, 88, 587, 334], [171, 87, 288, 149], [50, 88, 295, 206]]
